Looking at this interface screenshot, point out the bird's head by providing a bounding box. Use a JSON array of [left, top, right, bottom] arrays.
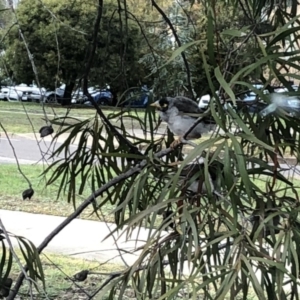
[[150, 97, 170, 112]]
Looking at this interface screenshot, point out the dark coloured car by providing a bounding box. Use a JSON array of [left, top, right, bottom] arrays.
[[122, 85, 151, 108]]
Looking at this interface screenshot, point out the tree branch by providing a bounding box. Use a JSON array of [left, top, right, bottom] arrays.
[[80, 0, 143, 158], [7, 145, 177, 299], [0, 121, 32, 188]]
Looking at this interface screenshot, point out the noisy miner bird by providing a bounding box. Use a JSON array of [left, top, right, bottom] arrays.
[[22, 187, 34, 200], [150, 96, 216, 148], [162, 157, 225, 199], [178, 159, 225, 197], [39, 125, 54, 138]]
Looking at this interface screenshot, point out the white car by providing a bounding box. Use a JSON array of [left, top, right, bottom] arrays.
[[0, 87, 10, 100], [22, 86, 46, 102], [1, 86, 23, 102], [0, 84, 47, 102]]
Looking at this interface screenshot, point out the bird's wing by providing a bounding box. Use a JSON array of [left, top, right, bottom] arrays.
[[180, 163, 204, 178], [172, 96, 216, 124], [172, 96, 202, 114]]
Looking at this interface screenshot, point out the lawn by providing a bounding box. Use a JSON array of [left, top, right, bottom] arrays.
[[5, 249, 124, 299], [0, 164, 116, 222], [4, 248, 262, 300], [0, 101, 149, 134], [1, 162, 299, 221]]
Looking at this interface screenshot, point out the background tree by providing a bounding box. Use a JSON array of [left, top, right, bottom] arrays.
[[3, 0, 145, 102], [3, 0, 300, 299]]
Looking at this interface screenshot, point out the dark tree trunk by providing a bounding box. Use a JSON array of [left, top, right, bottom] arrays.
[[61, 81, 76, 106]]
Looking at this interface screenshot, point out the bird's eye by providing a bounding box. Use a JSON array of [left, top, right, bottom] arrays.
[[163, 103, 168, 107]]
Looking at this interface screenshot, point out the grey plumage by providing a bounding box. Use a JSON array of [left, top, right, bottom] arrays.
[[161, 159, 224, 197], [250, 203, 281, 238], [151, 96, 216, 139], [178, 160, 224, 195]]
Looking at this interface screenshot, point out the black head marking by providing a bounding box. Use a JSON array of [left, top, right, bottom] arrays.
[[158, 98, 170, 112]]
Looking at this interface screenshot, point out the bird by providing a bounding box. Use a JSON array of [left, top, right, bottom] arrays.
[[150, 96, 216, 148], [177, 159, 225, 197], [0, 278, 13, 298], [160, 157, 225, 203], [22, 187, 34, 200], [73, 270, 89, 282], [39, 125, 54, 138]]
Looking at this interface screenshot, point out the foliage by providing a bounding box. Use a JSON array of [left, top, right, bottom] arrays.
[[3, 0, 300, 299], [137, 0, 267, 98], [2, 0, 145, 93]]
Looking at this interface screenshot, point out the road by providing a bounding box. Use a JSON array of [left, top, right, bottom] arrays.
[[0, 134, 78, 164], [0, 129, 162, 165], [0, 132, 300, 180]]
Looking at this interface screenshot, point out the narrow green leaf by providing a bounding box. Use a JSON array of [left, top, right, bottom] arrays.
[[158, 40, 204, 70], [241, 255, 266, 300], [215, 66, 236, 105]]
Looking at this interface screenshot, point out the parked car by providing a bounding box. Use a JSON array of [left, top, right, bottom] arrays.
[[121, 85, 151, 108], [237, 83, 299, 113], [45, 83, 113, 105], [71, 87, 96, 104], [0, 87, 10, 101], [0, 84, 47, 102], [84, 84, 114, 106], [44, 84, 65, 103], [21, 86, 46, 102]]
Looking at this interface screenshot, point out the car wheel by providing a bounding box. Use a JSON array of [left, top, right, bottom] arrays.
[[98, 97, 111, 106], [46, 95, 58, 104]]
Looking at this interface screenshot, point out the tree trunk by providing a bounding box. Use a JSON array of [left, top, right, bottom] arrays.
[[61, 81, 76, 106]]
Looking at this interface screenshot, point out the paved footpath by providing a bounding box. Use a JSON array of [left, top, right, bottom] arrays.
[[0, 209, 161, 266]]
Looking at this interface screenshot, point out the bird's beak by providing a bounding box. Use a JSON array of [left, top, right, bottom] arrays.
[[150, 101, 162, 109]]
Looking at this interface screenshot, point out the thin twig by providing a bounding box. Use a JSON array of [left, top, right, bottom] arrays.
[[151, 0, 194, 98], [6, 0, 50, 125], [0, 121, 32, 188], [98, 204, 130, 268], [182, 108, 214, 140], [80, 0, 144, 158]]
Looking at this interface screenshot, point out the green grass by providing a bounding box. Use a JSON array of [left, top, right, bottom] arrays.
[[0, 101, 148, 134], [6, 249, 124, 299], [0, 164, 115, 222], [1, 163, 300, 224], [5, 248, 262, 299]]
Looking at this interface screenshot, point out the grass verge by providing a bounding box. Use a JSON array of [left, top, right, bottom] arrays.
[[0, 164, 115, 222], [0, 101, 148, 134], [1, 163, 300, 222], [5, 248, 261, 300], [6, 248, 124, 299]]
